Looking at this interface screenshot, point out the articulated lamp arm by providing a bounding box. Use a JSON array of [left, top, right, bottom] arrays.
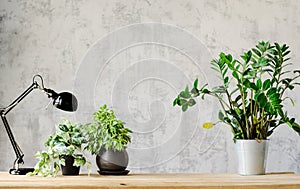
[[0, 81, 39, 171]]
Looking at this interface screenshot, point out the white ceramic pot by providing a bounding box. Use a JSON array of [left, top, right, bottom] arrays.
[[235, 139, 269, 175]]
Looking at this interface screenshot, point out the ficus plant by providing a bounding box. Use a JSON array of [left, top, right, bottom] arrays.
[[28, 119, 90, 177], [173, 41, 300, 141], [82, 104, 132, 155]]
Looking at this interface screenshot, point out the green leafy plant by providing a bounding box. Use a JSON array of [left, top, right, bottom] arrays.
[[82, 104, 132, 155], [28, 119, 90, 177], [174, 41, 300, 141]]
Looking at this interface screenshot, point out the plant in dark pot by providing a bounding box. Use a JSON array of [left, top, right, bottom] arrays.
[[82, 104, 132, 175], [28, 119, 90, 177], [173, 41, 300, 175]]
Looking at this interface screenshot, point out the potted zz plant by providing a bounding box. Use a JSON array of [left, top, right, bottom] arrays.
[[173, 41, 300, 175], [82, 104, 132, 175], [28, 119, 90, 177]]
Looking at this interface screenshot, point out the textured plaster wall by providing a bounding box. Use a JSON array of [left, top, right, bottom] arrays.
[[0, 0, 300, 173]]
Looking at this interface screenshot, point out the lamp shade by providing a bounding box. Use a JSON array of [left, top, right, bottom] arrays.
[[52, 92, 78, 112]]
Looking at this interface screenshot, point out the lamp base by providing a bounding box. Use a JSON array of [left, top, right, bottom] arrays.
[[9, 168, 34, 175]]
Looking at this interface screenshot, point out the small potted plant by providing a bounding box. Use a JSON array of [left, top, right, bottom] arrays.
[[173, 41, 300, 175], [28, 119, 90, 177], [82, 104, 132, 175]]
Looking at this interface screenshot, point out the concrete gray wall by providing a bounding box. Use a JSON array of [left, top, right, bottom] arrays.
[[0, 0, 300, 173]]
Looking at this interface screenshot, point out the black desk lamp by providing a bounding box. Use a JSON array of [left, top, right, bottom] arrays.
[[0, 75, 78, 175]]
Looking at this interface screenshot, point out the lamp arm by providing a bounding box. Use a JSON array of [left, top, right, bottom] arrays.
[[0, 81, 39, 169], [2, 82, 39, 115], [0, 115, 23, 168]]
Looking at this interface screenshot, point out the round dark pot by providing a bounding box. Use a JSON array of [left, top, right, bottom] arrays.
[[60, 155, 80, 176], [96, 148, 128, 172]]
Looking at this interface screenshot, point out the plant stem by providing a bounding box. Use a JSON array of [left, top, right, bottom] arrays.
[[209, 93, 231, 110], [260, 108, 265, 139], [225, 90, 234, 110], [240, 63, 250, 139]]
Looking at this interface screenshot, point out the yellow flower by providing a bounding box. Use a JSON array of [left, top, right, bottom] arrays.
[[203, 122, 214, 129]]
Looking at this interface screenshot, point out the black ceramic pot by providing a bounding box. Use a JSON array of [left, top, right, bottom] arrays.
[[96, 148, 128, 172], [60, 155, 80, 176]]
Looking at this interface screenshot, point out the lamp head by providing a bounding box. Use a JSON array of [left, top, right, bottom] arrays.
[[43, 88, 78, 112], [53, 92, 78, 112]]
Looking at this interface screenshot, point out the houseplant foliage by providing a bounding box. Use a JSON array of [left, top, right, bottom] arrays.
[[82, 104, 132, 173], [28, 119, 90, 177], [173, 41, 300, 141], [83, 104, 132, 154]]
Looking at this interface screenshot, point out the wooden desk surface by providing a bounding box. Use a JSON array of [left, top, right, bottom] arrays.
[[0, 172, 300, 189]]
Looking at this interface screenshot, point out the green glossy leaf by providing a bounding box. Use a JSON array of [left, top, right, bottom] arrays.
[[269, 93, 280, 101], [274, 42, 281, 51], [180, 91, 191, 99], [292, 123, 300, 133], [267, 88, 277, 96], [282, 50, 290, 57], [244, 80, 258, 91], [212, 86, 226, 93], [191, 88, 199, 95], [223, 67, 229, 76], [220, 53, 232, 65], [241, 51, 252, 63], [263, 79, 271, 91], [252, 48, 262, 57], [232, 71, 239, 80], [256, 79, 262, 89], [188, 99, 196, 107], [227, 54, 233, 62], [218, 111, 225, 121], [265, 103, 276, 114], [278, 108, 284, 117], [194, 78, 198, 89], [182, 104, 188, 112], [201, 89, 210, 94], [258, 57, 268, 66], [184, 85, 189, 93], [257, 93, 268, 108], [288, 85, 295, 90], [173, 98, 179, 106], [234, 108, 241, 114], [179, 99, 188, 105], [224, 76, 229, 84]]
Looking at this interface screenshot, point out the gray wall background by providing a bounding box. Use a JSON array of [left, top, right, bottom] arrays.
[[0, 0, 300, 173]]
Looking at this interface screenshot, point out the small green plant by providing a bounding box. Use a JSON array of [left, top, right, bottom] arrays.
[[174, 41, 300, 141], [82, 104, 132, 155], [28, 119, 90, 177]]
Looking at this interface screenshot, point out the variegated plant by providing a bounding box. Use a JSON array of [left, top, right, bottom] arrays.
[[173, 41, 300, 141], [82, 104, 132, 155], [28, 119, 90, 177]]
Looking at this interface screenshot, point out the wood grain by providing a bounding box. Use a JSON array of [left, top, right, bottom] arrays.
[[0, 172, 299, 189]]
